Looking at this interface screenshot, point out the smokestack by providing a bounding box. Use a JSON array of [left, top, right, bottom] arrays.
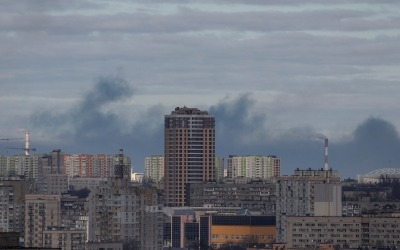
[[315, 133, 329, 171], [25, 130, 30, 156], [324, 138, 329, 170]]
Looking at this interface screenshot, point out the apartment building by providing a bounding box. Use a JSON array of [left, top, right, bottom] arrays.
[[227, 155, 280, 179], [215, 157, 224, 182], [164, 107, 215, 207], [144, 155, 164, 182], [0, 155, 39, 180], [64, 153, 131, 178], [287, 216, 400, 249], [88, 178, 163, 250], [188, 179, 276, 214], [40, 194, 88, 250], [275, 168, 341, 242], [25, 194, 61, 248], [68, 177, 106, 191], [0, 179, 33, 241], [43, 229, 86, 249]]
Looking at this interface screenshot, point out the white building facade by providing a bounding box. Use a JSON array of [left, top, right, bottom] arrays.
[[144, 155, 164, 182], [227, 155, 280, 179]]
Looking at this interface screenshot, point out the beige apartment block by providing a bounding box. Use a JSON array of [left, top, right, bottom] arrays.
[[24, 194, 61, 248], [227, 155, 280, 179], [275, 169, 341, 242], [88, 178, 163, 250], [287, 216, 400, 249], [43, 229, 86, 249], [144, 155, 164, 182]]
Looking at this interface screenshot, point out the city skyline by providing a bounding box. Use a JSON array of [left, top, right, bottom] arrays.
[[1, 1, 400, 178]]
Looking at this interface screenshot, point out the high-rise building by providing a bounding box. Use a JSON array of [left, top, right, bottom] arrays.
[[164, 107, 215, 207], [144, 155, 164, 182]]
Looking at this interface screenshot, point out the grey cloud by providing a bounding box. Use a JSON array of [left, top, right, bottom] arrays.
[[209, 94, 323, 170], [1, 8, 397, 34], [1, 0, 400, 175], [210, 94, 267, 145], [331, 118, 400, 177], [210, 95, 400, 178], [27, 84, 400, 178], [31, 75, 133, 138], [0, 0, 101, 14], [30, 75, 164, 169], [2, 3, 399, 95]]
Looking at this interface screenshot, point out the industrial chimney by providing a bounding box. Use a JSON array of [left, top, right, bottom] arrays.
[[324, 138, 329, 170], [25, 130, 30, 156], [316, 133, 329, 171]]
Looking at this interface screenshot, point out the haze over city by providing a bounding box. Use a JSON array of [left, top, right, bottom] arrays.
[[1, 0, 400, 178]]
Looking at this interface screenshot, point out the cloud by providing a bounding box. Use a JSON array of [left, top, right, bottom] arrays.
[[210, 95, 400, 178], [2, 8, 398, 35], [27, 83, 400, 178], [210, 94, 267, 145], [331, 118, 400, 176], [31, 75, 133, 138], [29, 75, 166, 169], [1, 0, 399, 177]]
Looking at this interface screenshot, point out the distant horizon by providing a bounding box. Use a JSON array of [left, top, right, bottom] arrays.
[[3, 146, 396, 183]]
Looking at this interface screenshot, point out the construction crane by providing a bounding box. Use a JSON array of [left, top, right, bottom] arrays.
[[5, 130, 35, 156], [0, 138, 24, 141], [6, 147, 37, 155]]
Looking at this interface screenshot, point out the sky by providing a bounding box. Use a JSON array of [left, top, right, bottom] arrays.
[[1, 0, 400, 178]]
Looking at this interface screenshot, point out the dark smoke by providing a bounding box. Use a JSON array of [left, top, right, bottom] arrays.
[[30, 85, 400, 178], [331, 117, 400, 177], [210, 95, 400, 178], [30, 75, 164, 170]]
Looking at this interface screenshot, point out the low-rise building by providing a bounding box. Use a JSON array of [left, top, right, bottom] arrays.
[[68, 177, 106, 192], [209, 215, 276, 249], [163, 207, 276, 249], [276, 168, 341, 242], [86, 242, 123, 250], [286, 216, 400, 249], [43, 228, 86, 249], [188, 179, 276, 214]]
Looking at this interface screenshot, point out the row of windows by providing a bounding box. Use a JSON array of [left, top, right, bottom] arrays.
[[211, 234, 272, 240]]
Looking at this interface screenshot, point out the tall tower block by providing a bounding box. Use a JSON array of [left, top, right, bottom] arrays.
[[164, 107, 215, 207]]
